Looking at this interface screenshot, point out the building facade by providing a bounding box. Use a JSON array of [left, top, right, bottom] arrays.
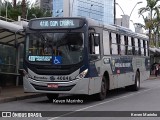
[[115, 15, 130, 28], [35, 0, 53, 12], [53, 0, 114, 24], [53, 0, 63, 17]]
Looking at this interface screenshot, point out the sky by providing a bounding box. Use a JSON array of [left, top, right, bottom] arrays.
[[2, 0, 148, 31], [116, 0, 147, 31]]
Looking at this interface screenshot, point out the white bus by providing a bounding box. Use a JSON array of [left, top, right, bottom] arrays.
[[21, 17, 150, 101]]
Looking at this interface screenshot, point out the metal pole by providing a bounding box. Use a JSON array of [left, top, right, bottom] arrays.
[[6, 0, 8, 21], [15, 29, 24, 86], [129, 1, 142, 19], [0, 0, 1, 18], [26, 8, 28, 20], [114, 0, 116, 24], [115, 3, 125, 15]]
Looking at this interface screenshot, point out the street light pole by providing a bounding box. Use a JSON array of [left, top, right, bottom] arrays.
[[115, 3, 125, 15], [129, 1, 142, 18], [5, 0, 8, 21], [114, 0, 116, 24], [115, 1, 142, 28]]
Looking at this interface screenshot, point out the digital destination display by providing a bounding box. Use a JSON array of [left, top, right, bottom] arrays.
[[28, 56, 62, 65], [28, 56, 52, 62], [28, 18, 85, 30]]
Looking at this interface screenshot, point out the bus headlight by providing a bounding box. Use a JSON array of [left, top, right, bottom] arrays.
[[76, 69, 88, 80]]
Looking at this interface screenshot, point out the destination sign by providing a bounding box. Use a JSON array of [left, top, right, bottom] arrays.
[[28, 18, 85, 30], [28, 56, 52, 62]]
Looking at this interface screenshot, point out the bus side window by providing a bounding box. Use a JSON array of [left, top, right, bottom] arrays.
[[143, 40, 146, 56], [138, 39, 141, 55], [128, 37, 132, 55], [124, 36, 128, 55], [141, 39, 144, 56], [89, 33, 100, 61], [116, 34, 121, 55], [131, 37, 135, 55], [135, 38, 138, 55], [120, 35, 125, 55], [109, 33, 112, 55], [89, 33, 95, 54], [103, 30, 110, 55], [111, 33, 118, 55], [146, 41, 149, 56]]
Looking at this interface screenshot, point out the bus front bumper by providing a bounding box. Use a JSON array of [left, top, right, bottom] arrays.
[[23, 77, 90, 95]]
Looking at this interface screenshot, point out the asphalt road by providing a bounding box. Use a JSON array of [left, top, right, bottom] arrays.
[[1, 78, 160, 120]]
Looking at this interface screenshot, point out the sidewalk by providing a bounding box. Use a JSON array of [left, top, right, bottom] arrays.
[[148, 75, 160, 80], [0, 86, 44, 103]]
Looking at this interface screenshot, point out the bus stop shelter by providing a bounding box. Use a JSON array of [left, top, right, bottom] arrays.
[[0, 19, 26, 86]]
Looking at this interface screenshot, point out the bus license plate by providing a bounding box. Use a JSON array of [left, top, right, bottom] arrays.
[[47, 84, 58, 88]]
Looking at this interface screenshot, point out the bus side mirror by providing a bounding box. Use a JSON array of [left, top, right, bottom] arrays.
[[18, 69, 25, 76], [94, 33, 100, 46]]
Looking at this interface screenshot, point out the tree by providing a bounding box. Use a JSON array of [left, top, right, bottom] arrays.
[[13, 0, 16, 8], [21, 0, 26, 19], [0, 0, 52, 21], [138, 0, 160, 46]]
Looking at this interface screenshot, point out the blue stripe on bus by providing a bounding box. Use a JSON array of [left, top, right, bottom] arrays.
[[88, 63, 99, 77]]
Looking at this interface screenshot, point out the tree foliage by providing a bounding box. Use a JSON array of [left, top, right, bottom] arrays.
[[0, 0, 52, 21], [138, 0, 160, 46]]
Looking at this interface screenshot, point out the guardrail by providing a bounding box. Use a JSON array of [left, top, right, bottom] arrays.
[[0, 16, 29, 22], [0, 63, 20, 76], [0, 16, 15, 22]]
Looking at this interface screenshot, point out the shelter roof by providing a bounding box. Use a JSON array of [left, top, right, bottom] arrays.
[[0, 20, 26, 47]]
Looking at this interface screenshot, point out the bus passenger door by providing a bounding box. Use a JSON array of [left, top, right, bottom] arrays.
[[88, 33, 101, 94]]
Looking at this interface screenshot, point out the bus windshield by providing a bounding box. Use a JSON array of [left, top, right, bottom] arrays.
[[25, 32, 84, 65]]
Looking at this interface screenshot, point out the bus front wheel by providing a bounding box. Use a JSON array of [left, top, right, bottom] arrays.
[[95, 76, 107, 100], [46, 93, 59, 102]]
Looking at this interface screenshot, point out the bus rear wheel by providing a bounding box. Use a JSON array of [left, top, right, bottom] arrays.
[[95, 76, 107, 100], [46, 93, 59, 102], [125, 71, 140, 91], [132, 71, 140, 91]]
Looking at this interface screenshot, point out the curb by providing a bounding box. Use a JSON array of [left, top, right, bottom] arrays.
[[148, 77, 156, 80], [148, 76, 160, 80], [0, 94, 45, 104]]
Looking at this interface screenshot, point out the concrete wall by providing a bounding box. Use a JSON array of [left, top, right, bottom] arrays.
[[116, 15, 129, 28]]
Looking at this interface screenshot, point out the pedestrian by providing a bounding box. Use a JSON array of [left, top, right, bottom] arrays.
[[155, 64, 159, 77]]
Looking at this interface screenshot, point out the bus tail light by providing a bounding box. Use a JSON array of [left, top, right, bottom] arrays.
[[76, 69, 88, 80]]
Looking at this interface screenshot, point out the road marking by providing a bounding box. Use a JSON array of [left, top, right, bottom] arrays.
[[48, 86, 160, 120]]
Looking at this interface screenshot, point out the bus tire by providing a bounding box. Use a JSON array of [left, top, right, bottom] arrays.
[[132, 71, 140, 91], [126, 71, 140, 91], [46, 93, 59, 102], [95, 76, 107, 100]]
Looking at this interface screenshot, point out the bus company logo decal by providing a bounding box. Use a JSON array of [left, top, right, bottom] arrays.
[[34, 76, 47, 80], [50, 76, 72, 81], [50, 76, 55, 81]]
